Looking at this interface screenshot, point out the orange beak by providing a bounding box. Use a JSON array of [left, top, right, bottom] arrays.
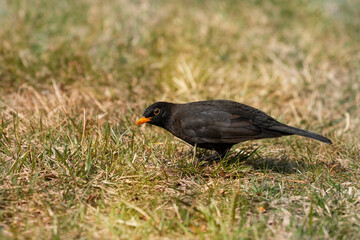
[[136, 116, 152, 125]]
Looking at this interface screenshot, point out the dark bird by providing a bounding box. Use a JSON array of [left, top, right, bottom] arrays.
[[136, 100, 332, 161]]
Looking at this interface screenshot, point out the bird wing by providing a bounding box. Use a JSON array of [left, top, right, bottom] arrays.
[[179, 110, 282, 144]]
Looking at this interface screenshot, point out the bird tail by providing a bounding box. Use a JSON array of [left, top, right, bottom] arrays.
[[268, 124, 332, 144]]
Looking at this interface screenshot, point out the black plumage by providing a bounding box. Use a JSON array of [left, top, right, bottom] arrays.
[[136, 100, 331, 160]]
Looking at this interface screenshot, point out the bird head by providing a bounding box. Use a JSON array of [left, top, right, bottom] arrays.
[[136, 102, 173, 128]]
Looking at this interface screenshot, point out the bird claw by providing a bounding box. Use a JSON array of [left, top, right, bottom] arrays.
[[196, 153, 224, 164]]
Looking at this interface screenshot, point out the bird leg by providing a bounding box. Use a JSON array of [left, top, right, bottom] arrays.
[[197, 149, 229, 163]]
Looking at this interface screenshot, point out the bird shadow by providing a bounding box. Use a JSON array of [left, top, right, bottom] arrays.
[[171, 146, 328, 178], [184, 147, 319, 175], [225, 152, 299, 174]]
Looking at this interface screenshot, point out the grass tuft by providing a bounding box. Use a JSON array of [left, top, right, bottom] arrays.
[[1, 0, 359, 239]]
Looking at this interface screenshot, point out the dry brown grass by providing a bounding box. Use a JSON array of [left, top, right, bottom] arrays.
[[1, 0, 360, 239]]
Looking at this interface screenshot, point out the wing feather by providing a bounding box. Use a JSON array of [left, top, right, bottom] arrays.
[[179, 111, 279, 144]]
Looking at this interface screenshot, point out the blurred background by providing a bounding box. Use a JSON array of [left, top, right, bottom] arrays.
[[1, 0, 359, 128], [0, 0, 360, 238]]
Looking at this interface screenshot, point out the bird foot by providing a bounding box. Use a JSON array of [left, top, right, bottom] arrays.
[[197, 153, 225, 164]]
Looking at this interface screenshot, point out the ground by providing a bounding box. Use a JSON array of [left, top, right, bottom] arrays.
[[0, 0, 360, 239]]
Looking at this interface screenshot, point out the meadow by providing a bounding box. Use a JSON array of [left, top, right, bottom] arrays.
[[0, 0, 359, 239]]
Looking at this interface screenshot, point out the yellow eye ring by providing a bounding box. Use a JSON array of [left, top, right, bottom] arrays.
[[154, 108, 160, 115]]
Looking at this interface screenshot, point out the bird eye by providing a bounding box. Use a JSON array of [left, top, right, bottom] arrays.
[[154, 108, 160, 115]]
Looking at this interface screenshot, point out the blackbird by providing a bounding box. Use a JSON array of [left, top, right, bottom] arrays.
[[136, 100, 331, 161]]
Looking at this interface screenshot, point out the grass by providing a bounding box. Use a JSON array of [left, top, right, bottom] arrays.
[[0, 0, 360, 239]]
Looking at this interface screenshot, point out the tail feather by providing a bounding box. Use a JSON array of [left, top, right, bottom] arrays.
[[268, 125, 332, 144]]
